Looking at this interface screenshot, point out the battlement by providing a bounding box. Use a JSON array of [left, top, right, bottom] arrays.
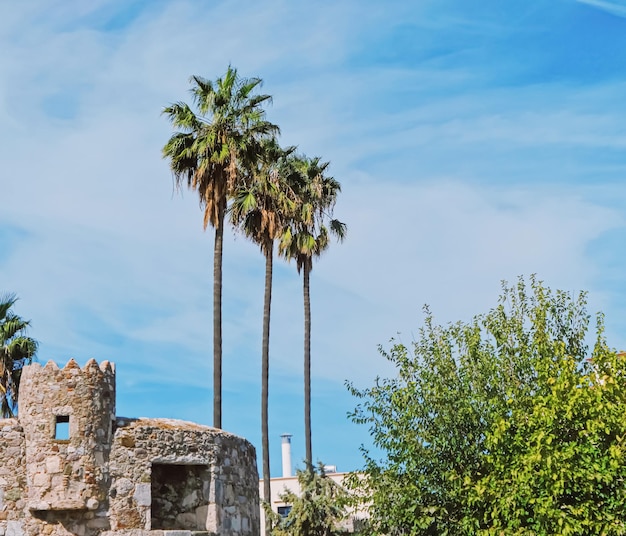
[[22, 358, 115, 383], [20, 358, 116, 419], [20, 357, 116, 428]]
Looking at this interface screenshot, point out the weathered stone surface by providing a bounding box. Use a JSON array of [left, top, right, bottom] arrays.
[[6, 521, 24, 536], [0, 360, 259, 536]]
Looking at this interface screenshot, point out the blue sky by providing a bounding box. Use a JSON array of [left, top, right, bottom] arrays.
[[2, 0, 626, 476]]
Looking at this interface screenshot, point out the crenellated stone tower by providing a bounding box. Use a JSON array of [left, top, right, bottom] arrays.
[[20, 358, 116, 512]]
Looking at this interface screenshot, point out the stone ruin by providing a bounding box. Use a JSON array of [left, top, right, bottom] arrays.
[[0, 359, 260, 536]]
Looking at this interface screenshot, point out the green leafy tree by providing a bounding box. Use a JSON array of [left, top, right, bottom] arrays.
[[348, 276, 626, 536], [267, 464, 349, 536], [0, 293, 37, 417], [279, 156, 346, 468], [230, 139, 298, 521], [162, 66, 278, 429]]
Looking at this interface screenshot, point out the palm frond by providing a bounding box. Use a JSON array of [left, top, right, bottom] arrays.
[[0, 294, 17, 321], [1, 315, 30, 341], [330, 219, 347, 241], [162, 102, 204, 131], [0, 294, 37, 417]]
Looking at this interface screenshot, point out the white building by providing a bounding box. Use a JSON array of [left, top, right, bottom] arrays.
[[259, 434, 367, 533]]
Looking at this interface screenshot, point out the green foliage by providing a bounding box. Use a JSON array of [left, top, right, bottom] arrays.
[[278, 155, 346, 275], [162, 66, 278, 231], [348, 276, 626, 535], [267, 465, 349, 536], [0, 293, 37, 417], [230, 139, 299, 254]]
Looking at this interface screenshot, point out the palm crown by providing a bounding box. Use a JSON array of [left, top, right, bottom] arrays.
[[230, 139, 299, 255], [279, 156, 347, 270], [0, 294, 37, 417], [162, 66, 279, 230]]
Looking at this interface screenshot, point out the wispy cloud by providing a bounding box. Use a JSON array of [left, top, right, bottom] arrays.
[[576, 0, 626, 17]]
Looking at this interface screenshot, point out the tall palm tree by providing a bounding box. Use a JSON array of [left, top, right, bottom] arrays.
[[0, 293, 37, 418], [230, 140, 298, 523], [279, 156, 346, 468], [162, 67, 278, 429]]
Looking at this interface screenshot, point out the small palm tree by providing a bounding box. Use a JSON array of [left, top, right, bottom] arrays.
[[162, 66, 278, 429], [231, 139, 298, 522], [265, 463, 349, 536], [0, 293, 37, 418], [279, 157, 346, 468]]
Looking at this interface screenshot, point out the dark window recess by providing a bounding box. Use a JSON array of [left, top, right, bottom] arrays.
[[55, 415, 70, 440], [278, 505, 292, 518], [151, 464, 211, 531]]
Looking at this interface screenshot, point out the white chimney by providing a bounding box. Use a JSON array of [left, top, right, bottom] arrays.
[[280, 433, 293, 478]]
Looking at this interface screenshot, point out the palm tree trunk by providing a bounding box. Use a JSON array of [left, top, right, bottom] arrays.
[[213, 204, 225, 429], [262, 244, 273, 535], [303, 261, 312, 469]]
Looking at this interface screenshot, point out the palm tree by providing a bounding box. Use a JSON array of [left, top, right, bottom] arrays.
[[0, 293, 37, 418], [230, 140, 298, 523], [162, 67, 278, 429], [279, 157, 346, 468]]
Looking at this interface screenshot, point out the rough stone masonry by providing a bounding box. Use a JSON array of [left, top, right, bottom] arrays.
[[0, 359, 259, 536]]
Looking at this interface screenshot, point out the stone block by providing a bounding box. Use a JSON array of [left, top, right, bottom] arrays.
[[31, 473, 49, 487], [115, 477, 133, 496], [133, 483, 150, 507], [195, 504, 209, 529], [175, 511, 196, 529], [5, 521, 23, 536], [181, 490, 198, 509], [44, 457, 61, 474]]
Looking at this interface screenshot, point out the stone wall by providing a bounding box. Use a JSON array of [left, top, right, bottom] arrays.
[[0, 419, 26, 528], [104, 418, 259, 536], [0, 360, 260, 536]]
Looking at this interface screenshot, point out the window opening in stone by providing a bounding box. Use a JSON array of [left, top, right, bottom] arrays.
[[278, 505, 292, 518], [54, 415, 70, 440], [151, 464, 211, 531]]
